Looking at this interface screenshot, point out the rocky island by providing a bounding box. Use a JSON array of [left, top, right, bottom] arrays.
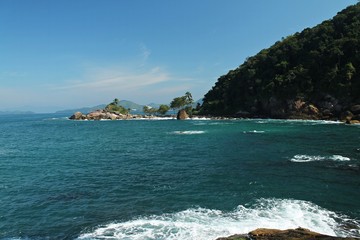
[[69, 93, 202, 121]]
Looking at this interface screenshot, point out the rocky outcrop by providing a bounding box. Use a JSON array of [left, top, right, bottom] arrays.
[[177, 109, 189, 120], [69, 110, 180, 120], [69, 112, 86, 120], [234, 95, 360, 123], [216, 228, 357, 240], [69, 110, 132, 120]]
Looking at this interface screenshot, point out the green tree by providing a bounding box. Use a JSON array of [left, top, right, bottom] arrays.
[[200, 3, 360, 117], [113, 98, 120, 105], [157, 104, 170, 115], [170, 97, 186, 110], [184, 92, 193, 106], [170, 92, 194, 110], [105, 99, 128, 114], [345, 62, 356, 80], [143, 106, 152, 114]]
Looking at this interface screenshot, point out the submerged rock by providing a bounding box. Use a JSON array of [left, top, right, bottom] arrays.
[[216, 228, 357, 240]]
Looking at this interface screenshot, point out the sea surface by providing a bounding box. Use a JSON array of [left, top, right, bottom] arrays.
[[0, 114, 360, 240]]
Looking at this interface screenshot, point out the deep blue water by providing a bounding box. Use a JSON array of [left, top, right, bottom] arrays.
[[0, 114, 359, 239]]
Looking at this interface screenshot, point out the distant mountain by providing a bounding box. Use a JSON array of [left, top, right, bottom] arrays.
[[201, 3, 360, 121], [56, 100, 166, 114], [56, 105, 106, 114], [57, 98, 204, 115], [118, 100, 143, 111], [146, 103, 161, 109]]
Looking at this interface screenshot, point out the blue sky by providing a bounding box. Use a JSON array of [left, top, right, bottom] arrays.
[[0, 0, 357, 112]]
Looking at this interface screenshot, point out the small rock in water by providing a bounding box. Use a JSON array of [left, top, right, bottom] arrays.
[[216, 228, 358, 240]]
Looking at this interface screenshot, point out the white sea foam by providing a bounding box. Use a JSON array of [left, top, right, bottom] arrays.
[[171, 131, 206, 135], [291, 154, 351, 163], [253, 119, 343, 125], [190, 117, 212, 120], [44, 117, 69, 121], [256, 120, 267, 124], [209, 122, 234, 125], [133, 117, 176, 120], [290, 155, 326, 162], [77, 198, 359, 240], [192, 122, 234, 126], [243, 130, 265, 134], [329, 155, 351, 161]]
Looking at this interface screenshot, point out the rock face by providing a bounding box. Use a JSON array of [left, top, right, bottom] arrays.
[[230, 95, 360, 124], [177, 109, 189, 120], [216, 228, 357, 240]]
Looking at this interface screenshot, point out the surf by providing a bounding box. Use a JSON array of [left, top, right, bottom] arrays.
[[77, 198, 360, 240], [290, 154, 351, 163]]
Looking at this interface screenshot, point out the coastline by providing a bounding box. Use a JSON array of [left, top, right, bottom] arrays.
[[68, 109, 239, 121], [68, 109, 360, 124]]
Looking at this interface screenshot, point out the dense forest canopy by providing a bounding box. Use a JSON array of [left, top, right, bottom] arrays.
[[201, 3, 360, 119]]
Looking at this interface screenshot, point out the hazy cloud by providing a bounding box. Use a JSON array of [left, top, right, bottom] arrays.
[[55, 66, 169, 91], [140, 44, 151, 62]]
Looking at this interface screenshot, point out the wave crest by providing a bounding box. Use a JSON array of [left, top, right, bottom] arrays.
[[291, 154, 351, 163], [77, 198, 359, 240], [171, 131, 205, 135]]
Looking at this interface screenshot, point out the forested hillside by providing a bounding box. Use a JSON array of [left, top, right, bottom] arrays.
[[201, 3, 360, 121]]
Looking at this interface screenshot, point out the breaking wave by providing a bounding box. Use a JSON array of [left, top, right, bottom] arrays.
[[243, 130, 265, 134], [290, 154, 351, 163], [171, 131, 206, 135], [77, 198, 360, 240], [255, 119, 343, 125]]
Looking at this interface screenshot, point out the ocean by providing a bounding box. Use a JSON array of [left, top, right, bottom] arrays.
[[0, 114, 359, 239]]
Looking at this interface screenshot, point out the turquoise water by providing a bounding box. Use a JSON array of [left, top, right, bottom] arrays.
[[0, 114, 359, 239]]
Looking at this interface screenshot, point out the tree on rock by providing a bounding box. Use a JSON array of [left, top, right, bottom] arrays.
[[113, 98, 119, 105], [170, 92, 194, 119], [170, 96, 186, 111], [105, 99, 128, 114], [184, 92, 193, 106]]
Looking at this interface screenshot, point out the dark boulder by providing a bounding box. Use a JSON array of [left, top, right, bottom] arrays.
[[341, 111, 354, 122], [69, 112, 84, 120], [177, 109, 189, 120]]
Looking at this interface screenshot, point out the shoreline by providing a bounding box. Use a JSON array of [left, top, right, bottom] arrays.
[[68, 110, 360, 124]]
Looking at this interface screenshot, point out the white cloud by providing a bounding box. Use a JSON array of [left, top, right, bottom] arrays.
[[42, 64, 199, 107], [55, 66, 169, 92], [0, 45, 208, 111]]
